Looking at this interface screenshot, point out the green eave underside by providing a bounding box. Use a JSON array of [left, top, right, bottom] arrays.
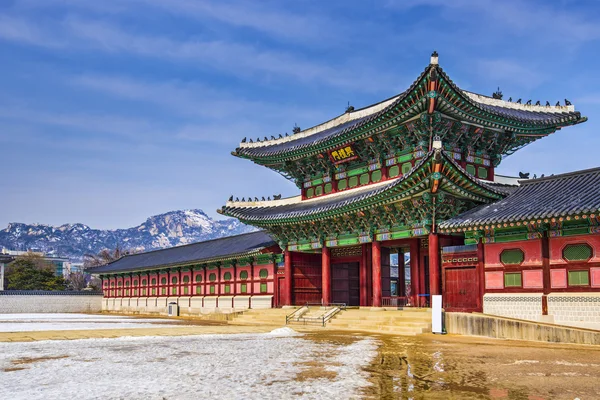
[[223, 152, 503, 226]]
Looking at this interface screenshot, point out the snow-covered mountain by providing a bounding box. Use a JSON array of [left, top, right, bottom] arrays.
[[0, 210, 257, 261]]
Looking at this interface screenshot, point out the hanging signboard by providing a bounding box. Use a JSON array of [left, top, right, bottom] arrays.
[[328, 144, 359, 164]]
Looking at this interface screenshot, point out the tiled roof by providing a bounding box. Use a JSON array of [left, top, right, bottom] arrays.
[[235, 61, 585, 160], [221, 150, 509, 223], [439, 167, 600, 230], [90, 231, 277, 274]]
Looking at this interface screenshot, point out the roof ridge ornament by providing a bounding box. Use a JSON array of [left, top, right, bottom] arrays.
[[430, 51, 439, 65]]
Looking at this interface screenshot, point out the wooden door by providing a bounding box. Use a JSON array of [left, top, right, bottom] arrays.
[[443, 267, 479, 312], [293, 260, 322, 305], [332, 262, 360, 306]]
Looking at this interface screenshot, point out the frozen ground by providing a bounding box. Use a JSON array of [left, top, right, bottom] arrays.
[[0, 328, 377, 400], [0, 313, 183, 332]]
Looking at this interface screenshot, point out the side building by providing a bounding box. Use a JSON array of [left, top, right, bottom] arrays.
[[92, 53, 599, 328]]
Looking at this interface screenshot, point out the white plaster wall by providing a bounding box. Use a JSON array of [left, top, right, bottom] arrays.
[[483, 293, 543, 322], [548, 293, 600, 330], [0, 295, 102, 313], [101, 295, 272, 314]]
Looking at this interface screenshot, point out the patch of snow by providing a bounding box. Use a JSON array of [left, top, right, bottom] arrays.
[[0, 314, 183, 332], [0, 333, 377, 400], [266, 327, 302, 336]]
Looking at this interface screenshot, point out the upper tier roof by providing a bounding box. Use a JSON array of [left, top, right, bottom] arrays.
[[234, 53, 585, 161], [89, 231, 276, 274], [439, 167, 600, 231]]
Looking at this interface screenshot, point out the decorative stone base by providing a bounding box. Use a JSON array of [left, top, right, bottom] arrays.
[[483, 292, 600, 330], [483, 293, 543, 321], [102, 295, 272, 316]]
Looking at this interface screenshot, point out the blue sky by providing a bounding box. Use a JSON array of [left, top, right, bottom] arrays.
[[1, 0, 599, 230]]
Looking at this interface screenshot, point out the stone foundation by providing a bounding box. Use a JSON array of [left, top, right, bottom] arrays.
[[102, 295, 273, 316], [483, 292, 600, 330], [483, 293, 543, 321]]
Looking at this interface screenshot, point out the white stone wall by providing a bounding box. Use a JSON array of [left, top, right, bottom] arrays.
[[0, 294, 102, 313], [548, 293, 600, 330], [101, 295, 269, 315], [483, 293, 543, 321]]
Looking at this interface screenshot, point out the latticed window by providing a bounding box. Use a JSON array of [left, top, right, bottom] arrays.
[[568, 270, 589, 286], [371, 170, 382, 182], [183, 276, 190, 283], [466, 164, 476, 176], [171, 276, 178, 284], [209, 273, 217, 282], [241, 283, 247, 293], [500, 249, 524, 265], [240, 270, 248, 280], [504, 272, 522, 287], [349, 176, 359, 188], [259, 269, 268, 279], [401, 162, 412, 175], [260, 283, 268, 293], [224, 284, 231, 294], [223, 272, 232, 281], [195, 275, 202, 282], [478, 167, 488, 179], [359, 173, 369, 185], [563, 244, 592, 262]]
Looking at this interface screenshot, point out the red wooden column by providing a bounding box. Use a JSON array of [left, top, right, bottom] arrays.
[[409, 239, 420, 306], [428, 233, 441, 296], [476, 241, 485, 312], [541, 234, 550, 315], [322, 245, 331, 305], [360, 243, 368, 306], [372, 240, 382, 307], [284, 250, 293, 306]]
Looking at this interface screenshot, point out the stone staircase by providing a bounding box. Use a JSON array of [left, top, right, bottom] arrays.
[[326, 308, 432, 336], [230, 308, 292, 326], [230, 307, 432, 336]]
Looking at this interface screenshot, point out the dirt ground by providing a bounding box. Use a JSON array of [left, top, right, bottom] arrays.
[[1, 316, 598, 399], [354, 332, 600, 400]]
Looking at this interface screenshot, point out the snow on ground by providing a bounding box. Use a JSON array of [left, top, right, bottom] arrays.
[[0, 313, 183, 332], [0, 329, 377, 400]]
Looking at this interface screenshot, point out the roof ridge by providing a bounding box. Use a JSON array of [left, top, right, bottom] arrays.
[[519, 167, 600, 185], [105, 230, 269, 262]]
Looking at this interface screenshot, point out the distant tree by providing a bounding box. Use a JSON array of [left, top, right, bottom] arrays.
[[6, 253, 67, 291], [83, 245, 133, 269], [66, 270, 87, 291], [82, 245, 134, 290]]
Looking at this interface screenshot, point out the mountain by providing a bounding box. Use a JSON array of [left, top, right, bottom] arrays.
[[0, 210, 257, 261]]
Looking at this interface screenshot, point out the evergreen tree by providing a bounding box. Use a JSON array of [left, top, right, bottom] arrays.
[[6, 253, 67, 291]]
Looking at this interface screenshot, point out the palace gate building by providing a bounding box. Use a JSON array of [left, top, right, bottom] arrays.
[[93, 53, 600, 327]]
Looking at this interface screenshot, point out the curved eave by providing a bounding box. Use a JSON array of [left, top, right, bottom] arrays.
[[232, 64, 586, 165], [220, 150, 506, 226]]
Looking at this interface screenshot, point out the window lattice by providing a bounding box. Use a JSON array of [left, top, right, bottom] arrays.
[[563, 244, 592, 262], [500, 249, 524, 265]]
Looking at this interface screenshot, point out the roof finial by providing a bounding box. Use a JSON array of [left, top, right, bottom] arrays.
[[492, 87, 503, 100], [345, 101, 355, 113], [292, 124, 301, 134], [430, 51, 439, 65]]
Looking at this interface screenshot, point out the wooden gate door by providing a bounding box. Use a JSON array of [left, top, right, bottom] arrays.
[[332, 262, 360, 306], [293, 262, 322, 305], [443, 267, 479, 312]]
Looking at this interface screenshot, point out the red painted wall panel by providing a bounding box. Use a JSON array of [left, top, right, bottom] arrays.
[[522, 269, 543, 289], [550, 268, 567, 288], [484, 239, 542, 269], [549, 234, 600, 265], [591, 267, 600, 288], [485, 271, 504, 289]]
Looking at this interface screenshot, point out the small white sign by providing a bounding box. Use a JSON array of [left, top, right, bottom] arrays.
[[432, 295, 443, 334]]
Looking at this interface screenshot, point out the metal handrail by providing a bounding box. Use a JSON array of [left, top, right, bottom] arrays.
[[285, 303, 346, 327]]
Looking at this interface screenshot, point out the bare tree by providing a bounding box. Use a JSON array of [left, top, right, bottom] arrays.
[[83, 245, 133, 269]]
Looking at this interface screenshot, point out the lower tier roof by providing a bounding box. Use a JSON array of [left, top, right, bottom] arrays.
[[439, 167, 600, 231], [90, 231, 276, 274]]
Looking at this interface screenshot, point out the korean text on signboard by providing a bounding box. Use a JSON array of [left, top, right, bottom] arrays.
[[329, 145, 358, 164]]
